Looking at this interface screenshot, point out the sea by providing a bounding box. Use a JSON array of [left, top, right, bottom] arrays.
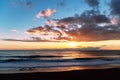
[[0, 49, 120, 74]]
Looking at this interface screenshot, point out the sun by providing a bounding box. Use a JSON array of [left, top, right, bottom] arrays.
[[67, 41, 78, 48]]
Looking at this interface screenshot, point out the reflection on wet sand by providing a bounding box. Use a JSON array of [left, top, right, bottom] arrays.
[[1, 64, 120, 74]]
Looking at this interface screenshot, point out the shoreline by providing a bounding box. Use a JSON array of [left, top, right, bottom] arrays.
[[0, 68, 120, 80]]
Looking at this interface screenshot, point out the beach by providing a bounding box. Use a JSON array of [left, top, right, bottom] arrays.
[[0, 68, 120, 80], [1, 0, 120, 80], [0, 50, 120, 80]]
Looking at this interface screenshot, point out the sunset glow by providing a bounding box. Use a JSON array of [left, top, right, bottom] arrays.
[[0, 0, 120, 50], [67, 42, 78, 47], [0, 40, 120, 50]]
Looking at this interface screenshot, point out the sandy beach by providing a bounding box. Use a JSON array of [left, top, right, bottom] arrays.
[[0, 68, 120, 80]]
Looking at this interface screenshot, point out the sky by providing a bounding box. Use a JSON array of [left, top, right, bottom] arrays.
[[1, 0, 120, 50]]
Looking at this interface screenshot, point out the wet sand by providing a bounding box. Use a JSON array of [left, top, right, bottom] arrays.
[[0, 68, 120, 80]]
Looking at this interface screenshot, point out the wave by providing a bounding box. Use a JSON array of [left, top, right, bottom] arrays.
[[0, 57, 120, 63], [0, 50, 120, 73], [0, 55, 63, 58], [0, 59, 120, 68]]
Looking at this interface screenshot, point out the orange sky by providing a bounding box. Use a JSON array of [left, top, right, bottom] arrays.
[[0, 40, 120, 50]]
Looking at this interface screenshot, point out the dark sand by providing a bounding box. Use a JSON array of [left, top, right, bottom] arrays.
[[0, 68, 120, 80]]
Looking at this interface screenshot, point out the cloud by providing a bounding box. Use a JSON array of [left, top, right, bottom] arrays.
[[78, 47, 101, 50], [25, 9, 120, 42], [59, 10, 110, 24], [85, 0, 99, 8], [2, 39, 22, 42], [110, 0, 120, 25], [2, 38, 67, 42], [111, 18, 118, 25], [55, 10, 120, 41], [110, 0, 120, 15], [26, 25, 71, 41], [46, 19, 58, 26], [36, 8, 56, 19], [57, 0, 66, 7], [11, 0, 33, 8], [66, 25, 120, 41], [5, 9, 120, 42], [11, 29, 19, 33], [3, 0, 120, 42], [26, 1, 32, 8]]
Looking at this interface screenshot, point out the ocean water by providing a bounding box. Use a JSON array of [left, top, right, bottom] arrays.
[[0, 50, 120, 73]]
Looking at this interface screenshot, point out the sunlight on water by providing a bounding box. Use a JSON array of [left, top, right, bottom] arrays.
[[0, 50, 120, 73]]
